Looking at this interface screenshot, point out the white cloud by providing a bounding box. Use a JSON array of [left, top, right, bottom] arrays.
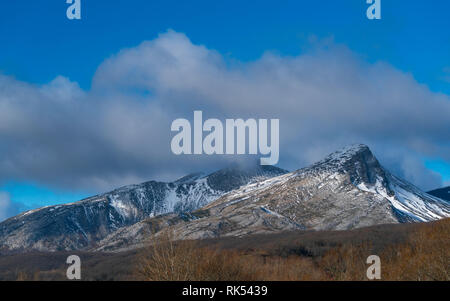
[[0, 30, 449, 192], [0, 192, 18, 222]]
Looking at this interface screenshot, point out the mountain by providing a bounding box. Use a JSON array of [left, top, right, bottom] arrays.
[[2, 144, 449, 253], [427, 186, 450, 202], [0, 165, 286, 252], [94, 145, 450, 252]]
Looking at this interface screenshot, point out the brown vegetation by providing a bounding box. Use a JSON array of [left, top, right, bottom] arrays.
[[136, 230, 326, 281], [138, 219, 450, 281], [381, 217, 449, 280], [1, 219, 447, 281]]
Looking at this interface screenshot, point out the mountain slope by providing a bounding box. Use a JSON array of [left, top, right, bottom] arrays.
[[0, 165, 286, 252], [427, 186, 450, 202], [95, 145, 450, 252]]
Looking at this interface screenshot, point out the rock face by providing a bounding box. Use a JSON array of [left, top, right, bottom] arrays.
[[0, 165, 286, 252], [428, 186, 450, 202], [94, 145, 450, 252]]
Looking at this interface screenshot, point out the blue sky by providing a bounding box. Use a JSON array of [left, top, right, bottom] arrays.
[[0, 0, 449, 216], [426, 160, 450, 183]]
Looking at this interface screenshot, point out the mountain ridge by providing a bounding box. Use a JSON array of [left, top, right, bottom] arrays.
[[93, 144, 450, 252], [0, 165, 286, 252], [1, 144, 449, 253], [427, 186, 450, 202]]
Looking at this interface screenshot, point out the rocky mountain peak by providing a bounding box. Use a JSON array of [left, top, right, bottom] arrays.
[[174, 172, 205, 184], [313, 144, 372, 167], [303, 144, 387, 188], [205, 164, 287, 192]]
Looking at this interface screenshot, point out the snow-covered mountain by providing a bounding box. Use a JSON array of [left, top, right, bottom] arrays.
[[206, 144, 449, 227], [0, 165, 286, 251], [1, 144, 449, 253], [94, 144, 450, 252]]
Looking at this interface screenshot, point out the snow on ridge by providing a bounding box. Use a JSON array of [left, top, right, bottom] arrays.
[[388, 175, 450, 220], [318, 144, 369, 164], [163, 187, 179, 213], [110, 194, 138, 220], [210, 172, 295, 208], [354, 172, 450, 222]]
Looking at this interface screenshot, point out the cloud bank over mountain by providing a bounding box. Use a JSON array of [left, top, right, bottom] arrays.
[[0, 30, 449, 195]]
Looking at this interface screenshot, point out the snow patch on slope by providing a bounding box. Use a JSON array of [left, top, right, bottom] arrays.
[[355, 173, 450, 222]]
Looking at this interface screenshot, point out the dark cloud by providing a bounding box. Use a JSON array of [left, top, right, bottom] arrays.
[[0, 30, 449, 192]]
